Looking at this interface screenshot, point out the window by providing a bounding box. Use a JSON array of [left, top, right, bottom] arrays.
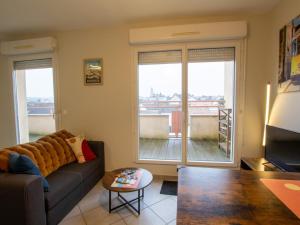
[[13, 58, 57, 143], [134, 41, 245, 166]]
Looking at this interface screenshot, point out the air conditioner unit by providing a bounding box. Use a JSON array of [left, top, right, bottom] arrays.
[[0, 37, 57, 55], [129, 21, 247, 45]]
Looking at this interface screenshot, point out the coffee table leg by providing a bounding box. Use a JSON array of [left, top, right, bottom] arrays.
[[138, 189, 141, 214], [109, 189, 145, 215], [109, 190, 112, 213]]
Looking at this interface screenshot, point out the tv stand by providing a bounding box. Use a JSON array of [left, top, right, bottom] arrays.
[[241, 157, 283, 172]]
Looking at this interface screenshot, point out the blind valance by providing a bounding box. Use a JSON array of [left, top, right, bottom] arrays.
[[188, 47, 235, 62], [14, 58, 52, 70]]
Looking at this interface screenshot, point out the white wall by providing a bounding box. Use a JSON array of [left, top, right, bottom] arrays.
[[267, 0, 300, 133], [0, 54, 16, 147], [15, 70, 29, 143], [28, 115, 56, 135], [190, 115, 218, 140], [140, 115, 169, 139], [224, 62, 234, 109], [0, 13, 273, 174]]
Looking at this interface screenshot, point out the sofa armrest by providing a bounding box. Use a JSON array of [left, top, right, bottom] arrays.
[[88, 141, 104, 158], [0, 173, 46, 225], [88, 141, 105, 173]]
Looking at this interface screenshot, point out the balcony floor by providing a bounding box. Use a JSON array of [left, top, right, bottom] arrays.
[[139, 138, 230, 162]]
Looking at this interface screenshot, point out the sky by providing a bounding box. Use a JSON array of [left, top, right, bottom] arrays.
[[139, 62, 230, 97], [25, 68, 54, 98], [22, 62, 232, 98]]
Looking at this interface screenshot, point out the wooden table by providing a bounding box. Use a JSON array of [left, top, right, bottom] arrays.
[[177, 167, 300, 225], [102, 168, 153, 215]]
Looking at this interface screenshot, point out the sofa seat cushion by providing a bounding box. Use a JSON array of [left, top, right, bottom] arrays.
[[58, 158, 101, 180], [45, 171, 81, 210]]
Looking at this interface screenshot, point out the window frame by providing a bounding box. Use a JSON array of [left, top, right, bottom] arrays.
[[131, 40, 246, 168], [9, 52, 61, 144]]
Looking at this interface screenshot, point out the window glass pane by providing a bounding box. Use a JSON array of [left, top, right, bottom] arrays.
[[187, 47, 235, 162], [14, 66, 56, 143], [138, 50, 182, 161]]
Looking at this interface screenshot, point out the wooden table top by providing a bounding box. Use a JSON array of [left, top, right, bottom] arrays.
[[177, 167, 300, 225], [102, 168, 153, 192]]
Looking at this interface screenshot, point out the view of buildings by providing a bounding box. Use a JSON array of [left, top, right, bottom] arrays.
[[139, 88, 225, 116], [27, 97, 54, 115]]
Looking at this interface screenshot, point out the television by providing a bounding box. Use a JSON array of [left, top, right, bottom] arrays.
[[265, 125, 300, 172]]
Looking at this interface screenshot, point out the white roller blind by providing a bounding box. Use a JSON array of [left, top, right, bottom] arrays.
[[138, 50, 182, 65], [14, 58, 52, 70], [188, 47, 235, 62]]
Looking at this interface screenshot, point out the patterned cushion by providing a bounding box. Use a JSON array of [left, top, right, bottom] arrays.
[[66, 136, 86, 163], [66, 136, 97, 163]]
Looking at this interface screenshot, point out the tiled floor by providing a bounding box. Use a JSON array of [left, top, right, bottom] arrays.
[[59, 178, 177, 225]]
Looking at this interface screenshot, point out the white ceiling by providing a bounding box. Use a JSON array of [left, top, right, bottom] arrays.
[[0, 0, 280, 35]]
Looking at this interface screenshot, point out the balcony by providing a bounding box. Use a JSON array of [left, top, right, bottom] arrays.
[[29, 114, 55, 141], [27, 103, 55, 142], [139, 100, 231, 162]]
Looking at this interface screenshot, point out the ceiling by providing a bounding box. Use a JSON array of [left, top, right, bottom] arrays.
[[0, 0, 280, 35]]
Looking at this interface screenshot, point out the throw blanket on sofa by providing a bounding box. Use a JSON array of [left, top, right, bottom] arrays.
[[0, 130, 76, 177]]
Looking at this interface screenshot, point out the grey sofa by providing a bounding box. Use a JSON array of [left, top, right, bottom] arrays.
[[0, 141, 105, 225]]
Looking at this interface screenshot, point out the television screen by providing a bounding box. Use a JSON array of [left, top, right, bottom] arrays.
[[265, 125, 300, 172]]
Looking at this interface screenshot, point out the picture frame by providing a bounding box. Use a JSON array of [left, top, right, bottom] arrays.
[[278, 15, 300, 93], [83, 58, 103, 85]]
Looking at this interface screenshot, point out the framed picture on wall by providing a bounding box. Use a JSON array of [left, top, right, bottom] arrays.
[[83, 58, 103, 85], [278, 15, 300, 93]]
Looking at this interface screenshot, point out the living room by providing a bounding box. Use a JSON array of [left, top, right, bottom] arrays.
[[0, 0, 300, 225]]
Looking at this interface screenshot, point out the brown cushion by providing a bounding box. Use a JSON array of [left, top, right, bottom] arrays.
[[0, 130, 76, 177]]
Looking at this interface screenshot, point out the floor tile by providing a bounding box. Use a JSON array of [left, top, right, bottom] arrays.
[[63, 205, 81, 220], [111, 220, 127, 225], [78, 190, 118, 212], [124, 208, 165, 225], [58, 215, 86, 225], [143, 183, 170, 206], [60, 178, 178, 225], [168, 219, 177, 225], [83, 205, 122, 225], [150, 198, 177, 223], [169, 196, 177, 202], [116, 197, 148, 218]]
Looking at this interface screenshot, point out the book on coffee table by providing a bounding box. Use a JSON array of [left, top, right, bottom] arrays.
[[111, 168, 143, 188]]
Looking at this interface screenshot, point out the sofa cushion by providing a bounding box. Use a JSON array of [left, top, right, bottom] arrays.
[[0, 130, 76, 177], [45, 171, 81, 210], [58, 158, 101, 180], [8, 152, 49, 191], [82, 140, 96, 161]]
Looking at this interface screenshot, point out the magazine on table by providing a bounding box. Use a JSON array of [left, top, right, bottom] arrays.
[[111, 168, 143, 188]]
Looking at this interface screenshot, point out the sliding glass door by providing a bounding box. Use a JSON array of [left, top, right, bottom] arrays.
[[136, 45, 237, 165], [138, 50, 182, 161], [187, 48, 235, 162], [13, 58, 57, 144]]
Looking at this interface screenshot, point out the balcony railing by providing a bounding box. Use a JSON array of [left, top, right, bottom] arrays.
[[139, 100, 224, 113], [139, 100, 225, 139]]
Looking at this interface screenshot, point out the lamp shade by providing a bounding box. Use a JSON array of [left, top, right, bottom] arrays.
[[269, 92, 300, 133]]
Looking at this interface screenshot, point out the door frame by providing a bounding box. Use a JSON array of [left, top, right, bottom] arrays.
[[185, 40, 246, 167], [9, 52, 61, 144], [131, 43, 185, 165], [131, 39, 246, 168]]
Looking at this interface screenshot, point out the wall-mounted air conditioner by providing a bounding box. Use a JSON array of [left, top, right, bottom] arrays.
[[0, 37, 57, 55], [129, 21, 247, 45]]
